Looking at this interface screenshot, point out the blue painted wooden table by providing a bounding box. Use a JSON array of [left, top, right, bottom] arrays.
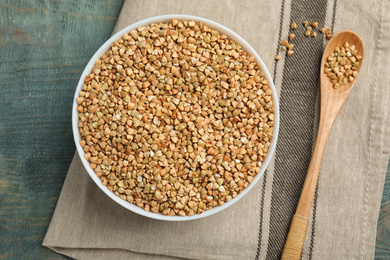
[[0, 0, 389, 259]]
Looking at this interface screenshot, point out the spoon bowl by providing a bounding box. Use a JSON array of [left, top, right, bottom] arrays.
[[282, 31, 364, 259]]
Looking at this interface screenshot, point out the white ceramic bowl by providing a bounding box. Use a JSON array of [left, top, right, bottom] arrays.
[[72, 14, 279, 221]]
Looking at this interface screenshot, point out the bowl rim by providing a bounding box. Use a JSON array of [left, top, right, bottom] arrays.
[[72, 14, 279, 221]]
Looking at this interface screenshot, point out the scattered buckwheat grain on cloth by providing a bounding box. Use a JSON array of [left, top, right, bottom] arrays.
[[43, 0, 390, 259]]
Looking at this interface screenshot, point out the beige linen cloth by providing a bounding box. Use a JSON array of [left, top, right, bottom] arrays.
[[43, 0, 390, 259]]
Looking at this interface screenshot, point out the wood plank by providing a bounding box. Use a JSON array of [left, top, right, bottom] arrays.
[[0, 0, 124, 258], [375, 163, 390, 259], [0, 0, 389, 259]]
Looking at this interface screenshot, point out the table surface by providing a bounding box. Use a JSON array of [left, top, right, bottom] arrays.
[[0, 1, 389, 259]]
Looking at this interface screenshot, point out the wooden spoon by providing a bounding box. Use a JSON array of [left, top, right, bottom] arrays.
[[281, 31, 364, 260]]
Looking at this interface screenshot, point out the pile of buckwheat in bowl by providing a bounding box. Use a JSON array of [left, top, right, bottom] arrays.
[[73, 15, 279, 220]]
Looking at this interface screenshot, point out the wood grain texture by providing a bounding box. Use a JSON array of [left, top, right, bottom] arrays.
[[0, 1, 389, 259], [376, 162, 390, 259], [0, 0, 124, 258], [296, 31, 363, 218], [282, 31, 365, 260]]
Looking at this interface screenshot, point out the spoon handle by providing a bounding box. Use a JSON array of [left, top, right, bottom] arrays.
[[281, 121, 332, 260], [281, 214, 309, 259], [281, 88, 345, 259]]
